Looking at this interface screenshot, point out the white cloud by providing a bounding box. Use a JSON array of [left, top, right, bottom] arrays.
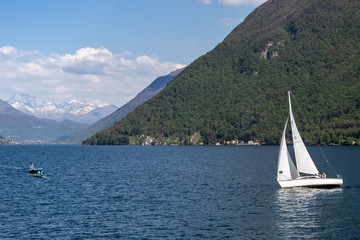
[[218, 0, 267, 6], [47, 47, 115, 75], [194, 0, 212, 4], [0, 45, 40, 61], [0, 46, 186, 106], [0, 46, 17, 56]]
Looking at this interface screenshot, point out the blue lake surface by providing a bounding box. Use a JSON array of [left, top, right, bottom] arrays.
[[0, 145, 359, 239]]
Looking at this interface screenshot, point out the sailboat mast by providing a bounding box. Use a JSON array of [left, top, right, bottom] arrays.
[[288, 91, 292, 114]]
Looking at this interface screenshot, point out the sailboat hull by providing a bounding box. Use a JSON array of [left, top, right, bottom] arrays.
[[278, 177, 343, 188]]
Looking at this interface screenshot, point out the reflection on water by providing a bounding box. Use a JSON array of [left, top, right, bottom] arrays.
[[275, 188, 343, 239]]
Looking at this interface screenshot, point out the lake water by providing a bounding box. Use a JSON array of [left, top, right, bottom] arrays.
[[0, 145, 359, 239]]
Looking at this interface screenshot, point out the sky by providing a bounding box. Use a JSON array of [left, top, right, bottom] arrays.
[[0, 0, 266, 107]]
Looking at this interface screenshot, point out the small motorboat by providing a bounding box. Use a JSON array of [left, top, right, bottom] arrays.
[[29, 163, 43, 174]]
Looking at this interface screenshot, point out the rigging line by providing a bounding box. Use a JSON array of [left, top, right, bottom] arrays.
[[293, 92, 339, 176], [317, 144, 338, 176]]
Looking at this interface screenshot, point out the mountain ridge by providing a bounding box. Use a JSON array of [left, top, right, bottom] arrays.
[[7, 93, 117, 124]]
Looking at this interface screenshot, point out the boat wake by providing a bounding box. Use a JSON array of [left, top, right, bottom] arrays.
[[0, 164, 23, 170]]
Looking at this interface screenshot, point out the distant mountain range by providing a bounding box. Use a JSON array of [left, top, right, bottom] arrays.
[[65, 67, 184, 144], [0, 99, 88, 143], [7, 93, 117, 124]]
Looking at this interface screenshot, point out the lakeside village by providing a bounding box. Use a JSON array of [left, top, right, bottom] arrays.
[[0, 136, 20, 145], [142, 135, 261, 146], [139, 132, 262, 146], [139, 132, 360, 146]]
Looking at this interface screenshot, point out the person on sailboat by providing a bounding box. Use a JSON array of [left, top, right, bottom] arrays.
[[322, 172, 326, 178]]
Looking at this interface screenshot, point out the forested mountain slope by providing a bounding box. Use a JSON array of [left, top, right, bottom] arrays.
[[84, 0, 360, 145]]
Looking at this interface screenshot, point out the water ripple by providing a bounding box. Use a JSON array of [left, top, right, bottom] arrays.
[[0, 145, 359, 239]]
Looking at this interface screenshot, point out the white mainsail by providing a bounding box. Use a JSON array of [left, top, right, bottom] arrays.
[[288, 92, 319, 175], [277, 118, 299, 181]]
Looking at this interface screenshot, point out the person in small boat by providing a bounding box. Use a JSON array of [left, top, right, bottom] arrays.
[[37, 171, 41, 176], [322, 172, 326, 178]]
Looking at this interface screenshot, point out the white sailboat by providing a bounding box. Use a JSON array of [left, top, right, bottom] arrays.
[[277, 92, 343, 188]]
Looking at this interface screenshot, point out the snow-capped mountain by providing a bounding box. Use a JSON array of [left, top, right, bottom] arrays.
[[0, 98, 89, 143], [9, 93, 38, 113], [7, 93, 117, 124]]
